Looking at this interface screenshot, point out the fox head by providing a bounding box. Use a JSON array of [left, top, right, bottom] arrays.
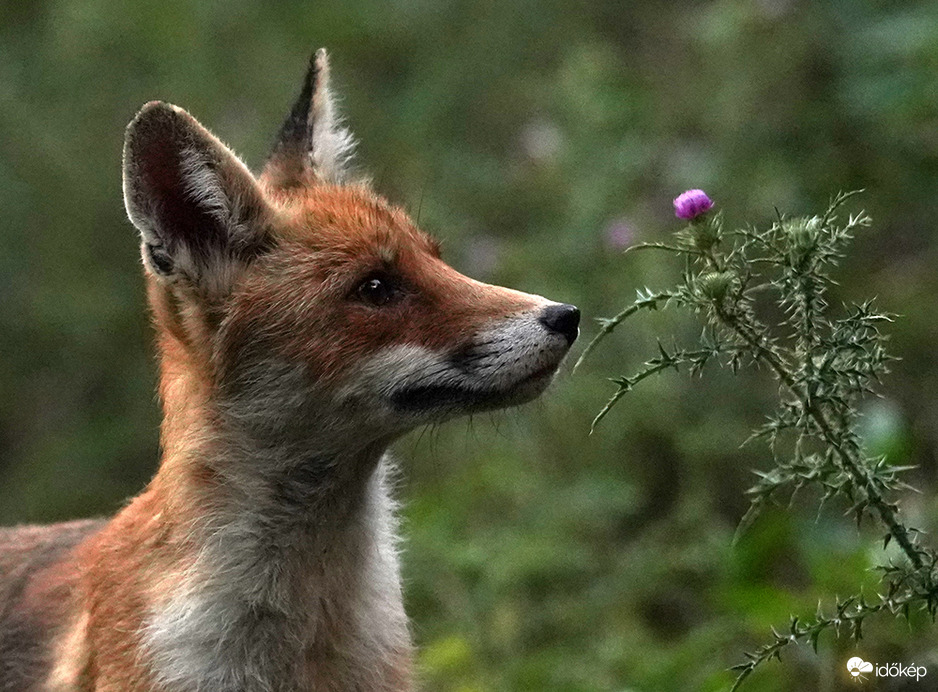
[[122, 50, 579, 452]]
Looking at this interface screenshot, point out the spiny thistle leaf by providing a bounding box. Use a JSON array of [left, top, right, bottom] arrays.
[[573, 289, 677, 372]]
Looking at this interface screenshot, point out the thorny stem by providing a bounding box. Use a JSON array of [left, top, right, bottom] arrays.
[[797, 273, 818, 396], [589, 347, 717, 433], [573, 290, 678, 372], [714, 306, 925, 570], [729, 590, 927, 691]]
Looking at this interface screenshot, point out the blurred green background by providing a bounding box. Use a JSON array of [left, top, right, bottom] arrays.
[[2, 1, 938, 690]]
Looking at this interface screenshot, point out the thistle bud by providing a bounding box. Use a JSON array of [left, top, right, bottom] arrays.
[[784, 216, 820, 266], [688, 219, 721, 252], [697, 271, 736, 302]]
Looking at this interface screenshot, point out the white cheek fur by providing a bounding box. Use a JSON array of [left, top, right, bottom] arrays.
[[336, 308, 571, 414]]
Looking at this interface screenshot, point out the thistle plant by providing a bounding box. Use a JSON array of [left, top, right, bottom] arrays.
[[577, 190, 938, 689]]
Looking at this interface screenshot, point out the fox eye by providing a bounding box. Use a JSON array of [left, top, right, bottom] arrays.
[[356, 275, 399, 307]]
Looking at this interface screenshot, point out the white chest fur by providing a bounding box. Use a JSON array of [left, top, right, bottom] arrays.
[[143, 458, 410, 692]]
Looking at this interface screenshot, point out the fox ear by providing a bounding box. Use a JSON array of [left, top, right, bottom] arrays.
[[262, 48, 356, 189], [122, 102, 272, 289]]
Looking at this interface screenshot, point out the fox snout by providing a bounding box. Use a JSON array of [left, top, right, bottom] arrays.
[[378, 298, 579, 420]]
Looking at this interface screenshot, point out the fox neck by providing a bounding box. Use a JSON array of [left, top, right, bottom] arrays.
[[143, 333, 411, 690], [154, 314, 394, 513]]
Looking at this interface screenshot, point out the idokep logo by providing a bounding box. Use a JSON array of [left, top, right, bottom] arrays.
[[847, 657, 873, 677], [846, 656, 928, 682]]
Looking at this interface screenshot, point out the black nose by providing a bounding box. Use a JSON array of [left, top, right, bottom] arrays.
[[539, 304, 580, 345]]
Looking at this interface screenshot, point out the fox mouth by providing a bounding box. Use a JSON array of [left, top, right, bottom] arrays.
[[373, 309, 578, 419], [390, 362, 559, 414]]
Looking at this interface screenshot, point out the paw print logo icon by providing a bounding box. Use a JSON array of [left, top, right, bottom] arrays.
[[847, 657, 874, 678]]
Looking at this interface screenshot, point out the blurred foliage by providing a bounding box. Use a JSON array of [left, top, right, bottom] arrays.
[[2, 0, 938, 690]]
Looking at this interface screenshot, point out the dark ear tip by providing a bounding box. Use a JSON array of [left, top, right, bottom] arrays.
[[130, 100, 174, 124], [125, 101, 189, 141], [303, 48, 329, 89], [140, 99, 171, 113]]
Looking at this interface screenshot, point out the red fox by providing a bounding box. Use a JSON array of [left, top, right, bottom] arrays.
[[0, 50, 579, 691]]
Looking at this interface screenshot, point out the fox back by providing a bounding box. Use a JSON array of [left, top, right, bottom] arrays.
[[0, 50, 579, 692]]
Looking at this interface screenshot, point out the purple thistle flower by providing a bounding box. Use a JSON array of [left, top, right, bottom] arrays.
[[673, 189, 714, 220]]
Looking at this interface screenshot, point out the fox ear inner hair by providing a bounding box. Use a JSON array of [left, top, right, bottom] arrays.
[[144, 242, 174, 276], [122, 101, 271, 289]]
